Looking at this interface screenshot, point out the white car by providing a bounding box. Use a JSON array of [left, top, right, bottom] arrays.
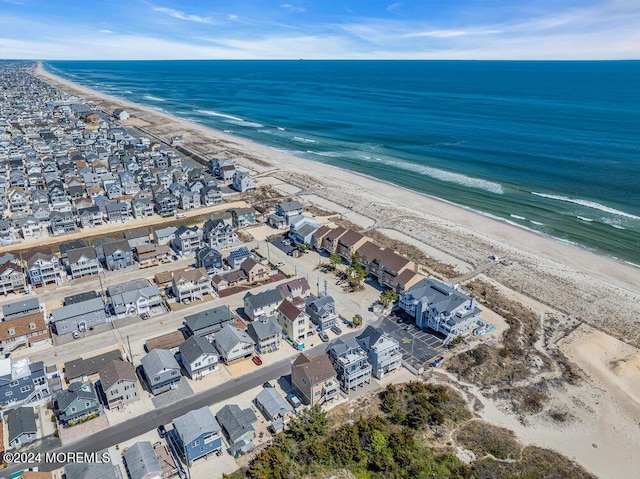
[[276, 261, 285, 267]]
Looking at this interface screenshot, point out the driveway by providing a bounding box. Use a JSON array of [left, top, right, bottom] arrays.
[[377, 315, 443, 369]]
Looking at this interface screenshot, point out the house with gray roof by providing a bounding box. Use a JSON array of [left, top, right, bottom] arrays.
[[98, 359, 140, 410], [64, 349, 123, 383], [67, 246, 101, 279], [171, 407, 222, 464], [289, 215, 320, 246], [103, 239, 134, 270], [65, 461, 120, 479], [153, 226, 177, 246], [107, 278, 162, 319], [183, 305, 235, 341], [399, 278, 481, 339], [243, 288, 283, 321], [214, 325, 255, 363], [0, 357, 49, 408], [26, 252, 65, 287], [6, 406, 37, 447], [356, 326, 403, 379], [123, 441, 163, 479], [178, 335, 218, 380], [50, 297, 106, 335], [216, 404, 257, 456], [2, 297, 41, 321], [305, 294, 338, 331], [327, 338, 372, 393], [173, 225, 203, 255], [275, 200, 303, 224], [246, 316, 283, 354], [255, 388, 292, 422], [140, 349, 181, 395], [54, 382, 100, 425]]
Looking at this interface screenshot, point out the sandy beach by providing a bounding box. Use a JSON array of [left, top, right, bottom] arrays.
[[33, 62, 640, 478]]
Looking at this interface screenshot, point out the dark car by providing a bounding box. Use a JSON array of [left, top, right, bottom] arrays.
[[330, 325, 342, 335], [319, 331, 329, 342], [157, 424, 167, 438], [262, 382, 274, 388], [430, 356, 445, 367]]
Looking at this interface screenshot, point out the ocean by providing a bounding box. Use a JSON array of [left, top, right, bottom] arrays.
[[44, 60, 640, 265]]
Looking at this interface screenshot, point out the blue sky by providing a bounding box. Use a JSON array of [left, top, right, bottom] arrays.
[[1, 0, 638, 59]]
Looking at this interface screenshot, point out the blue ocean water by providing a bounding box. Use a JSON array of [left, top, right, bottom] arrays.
[[44, 60, 640, 265]]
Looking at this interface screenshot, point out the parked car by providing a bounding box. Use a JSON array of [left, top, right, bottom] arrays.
[[171, 255, 178, 261], [72, 330, 81, 340], [319, 332, 329, 343], [262, 381, 274, 388], [183, 298, 191, 305], [330, 325, 342, 335], [157, 425, 167, 438], [286, 393, 302, 408], [252, 355, 263, 366], [430, 356, 445, 367], [276, 261, 285, 267], [404, 325, 415, 332], [141, 313, 149, 320]]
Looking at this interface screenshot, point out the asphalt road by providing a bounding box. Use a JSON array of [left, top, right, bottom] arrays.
[[3, 334, 357, 475]]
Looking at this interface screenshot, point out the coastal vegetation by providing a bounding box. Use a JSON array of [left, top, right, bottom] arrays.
[[224, 382, 594, 479]]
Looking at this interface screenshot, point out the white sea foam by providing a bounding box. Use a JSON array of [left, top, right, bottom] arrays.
[[368, 156, 504, 194], [600, 217, 628, 230], [277, 127, 286, 131], [532, 192, 640, 220], [611, 224, 626, 230], [576, 216, 594, 222], [293, 136, 318, 143], [124, 90, 133, 94], [225, 119, 264, 128], [510, 214, 526, 220], [196, 109, 244, 122], [143, 95, 166, 102], [530, 220, 545, 226]]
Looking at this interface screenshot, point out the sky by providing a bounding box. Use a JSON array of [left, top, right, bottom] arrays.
[[0, 0, 639, 60]]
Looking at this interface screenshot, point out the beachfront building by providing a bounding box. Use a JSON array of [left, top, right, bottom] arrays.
[[232, 171, 256, 192], [170, 407, 222, 464], [289, 215, 320, 246], [290, 353, 339, 407], [305, 294, 338, 331], [26, 252, 65, 287], [356, 326, 402, 379], [399, 278, 482, 339], [327, 338, 372, 393]]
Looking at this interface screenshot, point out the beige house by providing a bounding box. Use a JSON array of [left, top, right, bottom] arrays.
[[336, 230, 370, 262], [240, 257, 270, 283], [171, 268, 212, 302], [277, 299, 309, 345], [98, 359, 140, 410], [291, 353, 339, 407]]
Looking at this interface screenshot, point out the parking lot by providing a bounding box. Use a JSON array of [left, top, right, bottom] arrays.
[[377, 315, 443, 370]]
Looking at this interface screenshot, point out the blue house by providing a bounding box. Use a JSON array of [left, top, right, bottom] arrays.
[[170, 407, 222, 464], [0, 357, 50, 408], [195, 246, 223, 274], [102, 239, 134, 271], [227, 247, 250, 269]]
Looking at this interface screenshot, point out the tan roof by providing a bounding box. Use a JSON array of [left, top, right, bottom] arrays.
[[293, 353, 336, 385], [240, 257, 261, 274], [0, 312, 48, 343], [354, 241, 383, 262], [396, 270, 424, 288], [146, 331, 185, 351], [174, 268, 208, 282], [338, 229, 366, 247], [137, 244, 171, 260], [278, 299, 302, 321], [311, 225, 331, 242], [374, 248, 412, 273], [21, 472, 52, 479], [155, 267, 185, 284], [324, 226, 347, 242], [99, 359, 137, 391]]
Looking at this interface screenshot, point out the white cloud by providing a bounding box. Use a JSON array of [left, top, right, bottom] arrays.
[[280, 4, 305, 13], [153, 6, 214, 24], [404, 29, 502, 38], [386, 3, 402, 13], [99, 29, 113, 34]]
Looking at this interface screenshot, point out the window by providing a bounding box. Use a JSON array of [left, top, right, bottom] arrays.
[[71, 407, 76, 412], [171, 371, 177, 376], [5, 391, 12, 397], [8, 328, 15, 336], [9, 381, 18, 387], [20, 386, 30, 393], [153, 376, 161, 382], [29, 323, 36, 330], [85, 402, 90, 407], [193, 440, 199, 446]]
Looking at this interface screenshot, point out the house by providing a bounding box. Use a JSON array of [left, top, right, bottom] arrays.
[[67, 246, 101, 279], [179, 190, 201, 210], [200, 185, 222, 206], [399, 278, 482, 339], [77, 206, 103, 228], [50, 298, 107, 335], [246, 315, 282, 354], [289, 215, 320, 246], [255, 388, 292, 422], [336, 230, 369, 262], [173, 225, 203, 255], [54, 382, 100, 425], [0, 358, 49, 408], [113, 109, 130, 120], [27, 252, 65, 287], [65, 462, 120, 479], [0, 312, 50, 353], [320, 227, 347, 254], [214, 325, 255, 363], [231, 207, 256, 228], [123, 441, 163, 479], [305, 295, 338, 331], [153, 226, 177, 246], [170, 407, 222, 464], [135, 244, 171, 268], [171, 268, 211, 303], [178, 335, 218, 380], [7, 187, 28, 213], [278, 277, 311, 301], [140, 349, 181, 395], [240, 257, 270, 283], [195, 246, 223, 274], [227, 247, 250, 269], [355, 242, 418, 292], [327, 338, 372, 392], [184, 305, 235, 340], [64, 349, 123, 384], [107, 278, 163, 319], [19, 216, 45, 240], [59, 239, 88, 263], [2, 298, 41, 321], [6, 407, 37, 447], [131, 198, 155, 219], [290, 353, 339, 407], [356, 326, 403, 379], [0, 219, 15, 245], [98, 359, 140, 411], [243, 289, 283, 321], [103, 239, 134, 270], [154, 193, 178, 216], [231, 170, 256, 192], [145, 331, 185, 354], [216, 404, 257, 457], [277, 299, 310, 345], [267, 214, 287, 229], [49, 211, 76, 236], [123, 228, 151, 250], [105, 202, 131, 223], [0, 261, 26, 295], [203, 218, 238, 249], [275, 201, 304, 225]]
